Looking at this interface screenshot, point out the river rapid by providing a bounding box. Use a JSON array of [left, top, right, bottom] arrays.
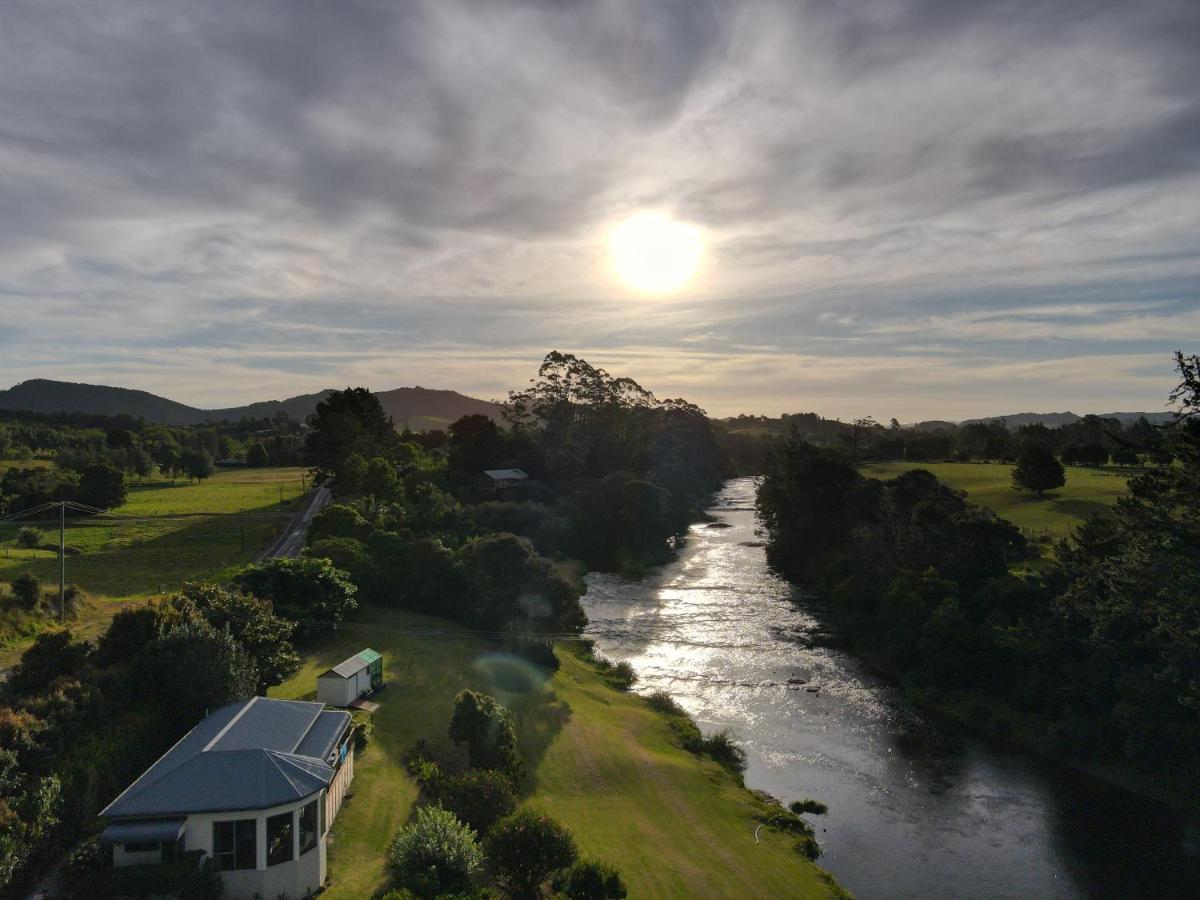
[[581, 478, 1195, 899]]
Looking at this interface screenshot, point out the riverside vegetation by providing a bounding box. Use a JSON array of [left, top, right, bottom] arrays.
[[759, 351, 1200, 804]]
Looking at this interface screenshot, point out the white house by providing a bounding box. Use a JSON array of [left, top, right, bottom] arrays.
[[100, 696, 354, 900], [316, 648, 383, 707], [482, 468, 530, 491]]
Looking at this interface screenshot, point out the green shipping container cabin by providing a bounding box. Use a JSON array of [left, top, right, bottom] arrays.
[[316, 649, 383, 707]]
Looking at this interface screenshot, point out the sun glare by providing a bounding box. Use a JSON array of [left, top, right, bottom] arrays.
[[610, 212, 703, 294]]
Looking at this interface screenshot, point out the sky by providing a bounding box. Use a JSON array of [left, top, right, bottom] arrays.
[[0, 0, 1197, 421]]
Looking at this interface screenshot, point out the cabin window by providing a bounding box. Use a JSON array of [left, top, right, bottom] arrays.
[[266, 811, 294, 866], [213, 819, 256, 871], [299, 799, 319, 855]]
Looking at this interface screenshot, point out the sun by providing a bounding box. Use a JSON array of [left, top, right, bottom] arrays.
[[610, 212, 703, 294]]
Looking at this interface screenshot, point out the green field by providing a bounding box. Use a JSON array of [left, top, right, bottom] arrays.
[[859, 461, 1131, 540], [0, 466, 309, 658], [272, 606, 843, 899]]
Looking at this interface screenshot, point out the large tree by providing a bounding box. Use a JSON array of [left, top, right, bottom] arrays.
[[234, 556, 357, 624], [1011, 443, 1065, 498], [303, 387, 397, 484]]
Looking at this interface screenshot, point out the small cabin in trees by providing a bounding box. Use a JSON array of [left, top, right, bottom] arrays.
[[316, 649, 383, 707], [481, 468, 530, 492]]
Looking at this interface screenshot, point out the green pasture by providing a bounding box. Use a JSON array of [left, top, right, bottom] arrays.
[[272, 606, 843, 899], [0, 465, 308, 659], [859, 461, 1131, 541]]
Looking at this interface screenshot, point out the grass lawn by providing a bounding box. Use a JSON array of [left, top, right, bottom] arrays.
[[272, 606, 844, 899], [859, 461, 1131, 541], [0, 465, 309, 661]]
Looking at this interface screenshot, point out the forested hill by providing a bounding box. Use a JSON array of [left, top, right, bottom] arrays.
[[0, 379, 502, 428]]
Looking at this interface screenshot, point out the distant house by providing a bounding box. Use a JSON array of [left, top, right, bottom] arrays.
[[316, 649, 383, 707], [100, 696, 354, 900], [481, 468, 530, 492]]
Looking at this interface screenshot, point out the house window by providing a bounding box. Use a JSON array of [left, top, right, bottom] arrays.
[[124, 841, 158, 854], [299, 799, 319, 856], [213, 819, 256, 871], [266, 811, 294, 867]]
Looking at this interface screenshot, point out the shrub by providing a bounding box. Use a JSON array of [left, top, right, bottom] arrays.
[[448, 690, 520, 776], [593, 657, 637, 691], [789, 798, 828, 815], [484, 809, 578, 899], [16, 527, 43, 550], [437, 769, 517, 835], [552, 859, 628, 899], [699, 730, 748, 776], [388, 805, 482, 898], [11, 573, 41, 611], [643, 690, 686, 717]]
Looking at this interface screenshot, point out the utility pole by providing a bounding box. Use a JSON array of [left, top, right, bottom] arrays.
[[240, 507, 245, 551], [59, 501, 65, 623]]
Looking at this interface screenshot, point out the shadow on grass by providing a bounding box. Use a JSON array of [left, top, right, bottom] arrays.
[[1050, 498, 1112, 521]]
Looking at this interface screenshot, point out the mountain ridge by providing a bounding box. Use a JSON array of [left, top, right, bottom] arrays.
[[0, 379, 503, 429]]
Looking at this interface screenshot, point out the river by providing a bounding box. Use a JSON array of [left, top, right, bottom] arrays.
[[581, 478, 1196, 899]]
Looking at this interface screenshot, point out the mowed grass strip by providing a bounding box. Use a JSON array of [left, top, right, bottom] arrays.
[[272, 606, 841, 900], [0, 466, 309, 658], [859, 461, 1131, 540]]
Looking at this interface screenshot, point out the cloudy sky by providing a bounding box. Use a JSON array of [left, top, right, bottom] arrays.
[[1, 0, 1197, 420]]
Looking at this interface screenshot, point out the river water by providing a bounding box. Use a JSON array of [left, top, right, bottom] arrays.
[[581, 478, 1195, 899]]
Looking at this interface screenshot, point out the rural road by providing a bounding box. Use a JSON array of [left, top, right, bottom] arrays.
[[263, 481, 333, 559]]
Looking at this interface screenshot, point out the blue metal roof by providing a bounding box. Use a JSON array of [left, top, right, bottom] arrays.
[[101, 697, 349, 819]]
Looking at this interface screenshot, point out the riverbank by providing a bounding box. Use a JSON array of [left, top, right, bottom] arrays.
[[582, 477, 1198, 898], [270, 604, 848, 899]]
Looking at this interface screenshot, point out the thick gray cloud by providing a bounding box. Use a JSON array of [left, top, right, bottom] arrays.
[[0, 0, 1196, 418]]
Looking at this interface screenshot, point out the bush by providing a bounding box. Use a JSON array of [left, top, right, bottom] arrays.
[[16, 527, 43, 550], [484, 809, 578, 899], [699, 730, 747, 776], [552, 859, 628, 899], [593, 657, 637, 691], [448, 690, 520, 776], [437, 769, 517, 835], [10, 572, 40, 611], [643, 690, 686, 717], [789, 798, 828, 815], [388, 805, 482, 898]]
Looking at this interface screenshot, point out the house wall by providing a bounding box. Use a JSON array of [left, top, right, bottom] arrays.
[[180, 794, 327, 900], [317, 674, 353, 706], [326, 738, 354, 824], [112, 844, 162, 867]]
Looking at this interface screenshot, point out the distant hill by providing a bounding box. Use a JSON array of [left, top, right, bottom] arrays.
[[0, 379, 503, 429], [960, 411, 1174, 430]]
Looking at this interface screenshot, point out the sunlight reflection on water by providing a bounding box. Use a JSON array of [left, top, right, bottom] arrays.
[[582, 478, 1194, 900]]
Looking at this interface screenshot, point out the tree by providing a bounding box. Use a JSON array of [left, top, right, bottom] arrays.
[[1011, 444, 1065, 498], [167, 583, 300, 694], [233, 556, 357, 623], [135, 620, 258, 730], [447, 414, 505, 480], [180, 448, 215, 482], [245, 442, 270, 468], [387, 805, 481, 898], [7, 630, 91, 697], [11, 572, 40, 611], [77, 462, 127, 509], [304, 387, 397, 484], [553, 860, 628, 900], [15, 527, 43, 550], [1112, 447, 1139, 467], [484, 810, 578, 899], [458, 532, 586, 634], [436, 769, 517, 835], [448, 690, 520, 775]]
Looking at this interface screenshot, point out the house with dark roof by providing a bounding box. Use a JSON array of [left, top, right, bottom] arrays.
[[100, 696, 354, 900]]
